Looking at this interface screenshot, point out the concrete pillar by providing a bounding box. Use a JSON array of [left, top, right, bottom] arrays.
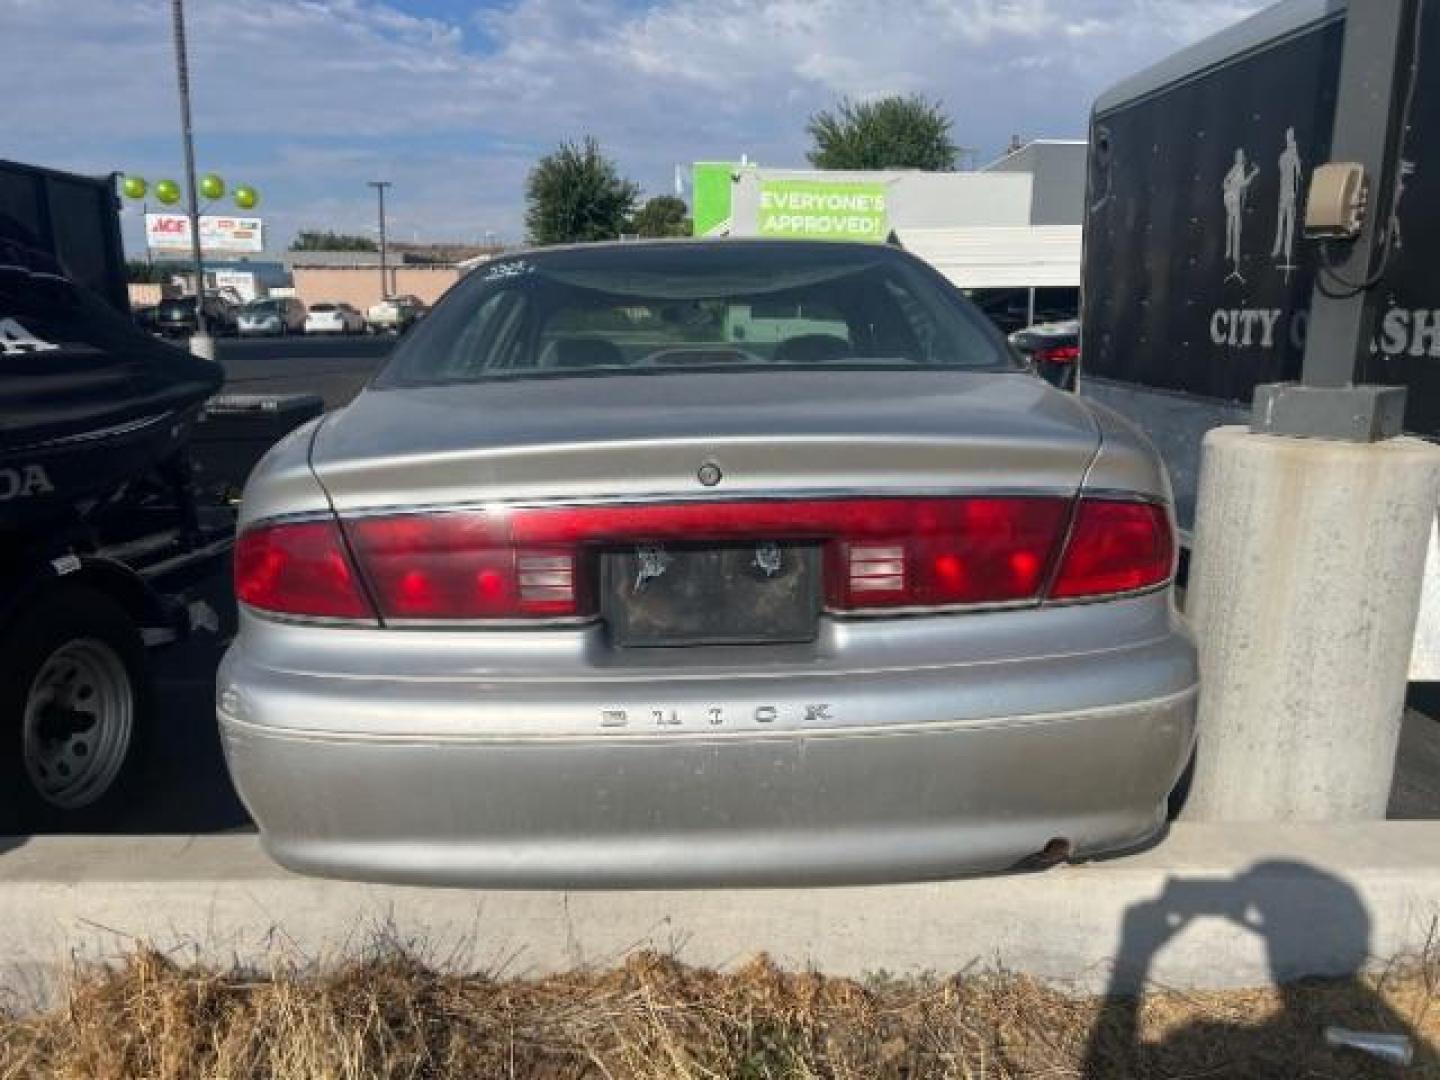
[[1183, 426, 1440, 821], [187, 332, 216, 361]]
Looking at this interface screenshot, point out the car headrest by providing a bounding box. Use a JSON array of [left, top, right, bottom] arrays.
[[772, 333, 851, 365], [550, 337, 627, 369]]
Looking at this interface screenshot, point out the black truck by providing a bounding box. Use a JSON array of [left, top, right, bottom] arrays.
[[1080, 0, 1440, 681], [0, 161, 232, 829], [1080, 0, 1440, 530]]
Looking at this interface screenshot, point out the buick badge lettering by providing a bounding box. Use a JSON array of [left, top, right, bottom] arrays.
[[597, 702, 838, 730], [0, 464, 54, 501]]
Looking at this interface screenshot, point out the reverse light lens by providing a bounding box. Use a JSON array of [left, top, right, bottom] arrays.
[[234, 520, 374, 620], [1050, 500, 1174, 599]]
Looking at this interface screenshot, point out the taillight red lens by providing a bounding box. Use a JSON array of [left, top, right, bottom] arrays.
[[234, 520, 375, 620], [1035, 344, 1080, 364], [342, 498, 1071, 620], [828, 498, 1069, 608], [237, 496, 1174, 623], [345, 513, 580, 619], [1050, 500, 1174, 599]]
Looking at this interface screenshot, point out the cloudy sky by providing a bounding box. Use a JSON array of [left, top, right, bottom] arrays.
[[6, 0, 1260, 254]]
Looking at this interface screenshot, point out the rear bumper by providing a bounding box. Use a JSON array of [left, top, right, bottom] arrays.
[[218, 596, 1198, 887], [222, 690, 1194, 887]]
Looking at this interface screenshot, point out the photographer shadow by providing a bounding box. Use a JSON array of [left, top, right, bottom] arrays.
[[1082, 860, 1437, 1077]]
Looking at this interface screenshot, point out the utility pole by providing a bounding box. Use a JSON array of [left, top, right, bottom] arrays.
[[1185, 0, 1440, 822], [368, 180, 392, 301], [170, 0, 210, 356]]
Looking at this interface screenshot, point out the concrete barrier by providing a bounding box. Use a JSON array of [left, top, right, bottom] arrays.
[[0, 823, 1436, 1005]]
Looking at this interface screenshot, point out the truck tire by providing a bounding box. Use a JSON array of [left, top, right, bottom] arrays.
[[0, 585, 151, 831]]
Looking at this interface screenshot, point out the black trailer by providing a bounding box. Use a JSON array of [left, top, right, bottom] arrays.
[[0, 162, 230, 830], [0, 159, 129, 315], [1080, 0, 1440, 531]]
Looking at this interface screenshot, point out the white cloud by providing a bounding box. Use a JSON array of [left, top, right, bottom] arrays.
[[4, 0, 1261, 246]]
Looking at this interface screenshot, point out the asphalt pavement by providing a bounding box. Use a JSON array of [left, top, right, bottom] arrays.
[[23, 334, 1440, 833], [214, 332, 393, 408]]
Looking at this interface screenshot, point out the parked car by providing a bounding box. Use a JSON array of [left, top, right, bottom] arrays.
[[132, 305, 160, 336], [304, 302, 364, 335], [238, 297, 307, 337], [1010, 319, 1079, 391], [220, 240, 1197, 888], [365, 294, 426, 334], [154, 294, 239, 338]]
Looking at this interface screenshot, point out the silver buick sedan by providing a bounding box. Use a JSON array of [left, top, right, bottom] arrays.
[[218, 240, 1197, 887]]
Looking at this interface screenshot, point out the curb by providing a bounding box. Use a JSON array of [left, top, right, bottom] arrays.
[[0, 823, 1436, 1004]]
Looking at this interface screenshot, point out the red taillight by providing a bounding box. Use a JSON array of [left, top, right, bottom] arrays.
[[1050, 500, 1174, 599], [345, 513, 581, 619], [236, 497, 1173, 622], [344, 498, 1073, 620], [1035, 344, 1080, 364], [234, 520, 375, 620], [828, 498, 1068, 609]]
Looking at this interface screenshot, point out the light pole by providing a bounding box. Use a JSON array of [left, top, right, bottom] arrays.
[[170, 0, 210, 356], [368, 180, 392, 301]]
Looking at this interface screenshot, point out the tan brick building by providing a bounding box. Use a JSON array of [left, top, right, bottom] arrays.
[[289, 263, 461, 312]]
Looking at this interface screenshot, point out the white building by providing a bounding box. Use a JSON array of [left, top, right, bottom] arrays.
[[694, 140, 1086, 330]]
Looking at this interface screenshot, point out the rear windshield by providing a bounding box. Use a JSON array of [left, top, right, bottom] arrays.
[[376, 243, 1011, 387], [245, 300, 282, 312]]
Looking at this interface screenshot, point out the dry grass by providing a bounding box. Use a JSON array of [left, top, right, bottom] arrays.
[[0, 945, 1436, 1079]]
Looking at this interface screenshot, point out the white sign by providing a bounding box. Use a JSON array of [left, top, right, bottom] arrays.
[[146, 213, 264, 254], [212, 269, 257, 303]]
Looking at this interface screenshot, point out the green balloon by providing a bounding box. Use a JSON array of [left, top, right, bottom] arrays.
[[121, 175, 147, 200], [154, 179, 181, 205], [200, 173, 225, 200], [233, 184, 259, 210]]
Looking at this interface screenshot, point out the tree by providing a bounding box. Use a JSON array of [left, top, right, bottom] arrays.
[[628, 195, 691, 238], [806, 95, 960, 171], [525, 137, 639, 245], [125, 259, 188, 283], [289, 230, 377, 252]]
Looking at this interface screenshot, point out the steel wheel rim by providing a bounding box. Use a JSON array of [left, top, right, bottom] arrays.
[[21, 639, 133, 810]]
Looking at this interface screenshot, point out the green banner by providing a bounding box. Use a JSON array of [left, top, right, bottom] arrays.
[[691, 163, 735, 237], [757, 180, 889, 242]]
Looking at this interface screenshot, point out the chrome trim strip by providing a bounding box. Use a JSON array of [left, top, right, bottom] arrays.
[[318, 486, 1087, 521], [1041, 580, 1174, 609], [248, 488, 1170, 531], [237, 604, 379, 629], [382, 614, 599, 630]]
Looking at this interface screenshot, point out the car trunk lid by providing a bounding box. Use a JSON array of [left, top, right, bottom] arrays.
[[309, 369, 1100, 512]]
